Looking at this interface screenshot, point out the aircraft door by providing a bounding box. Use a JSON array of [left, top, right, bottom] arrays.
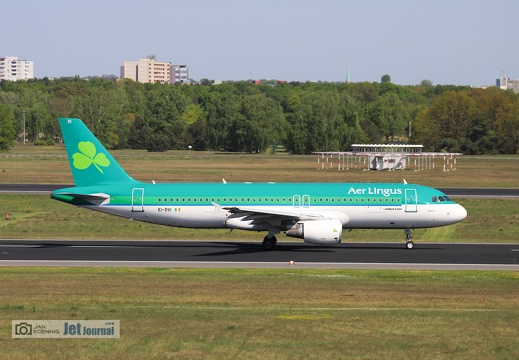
[[405, 189, 418, 212], [132, 188, 144, 212], [302, 195, 310, 208], [293, 195, 300, 208]]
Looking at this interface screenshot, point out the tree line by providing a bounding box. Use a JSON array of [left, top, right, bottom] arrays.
[[0, 77, 518, 154]]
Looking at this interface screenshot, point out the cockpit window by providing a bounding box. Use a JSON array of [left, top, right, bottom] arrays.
[[438, 196, 445, 202], [432, 196, 437, 203], [443, 195, 451, 201]]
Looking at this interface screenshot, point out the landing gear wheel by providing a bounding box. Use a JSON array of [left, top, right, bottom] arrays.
[[404, 228, 414, 249], [262, 236, 277, 251]]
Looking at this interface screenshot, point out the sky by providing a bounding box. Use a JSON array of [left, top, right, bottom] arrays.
[[3, 0, 518, 86]]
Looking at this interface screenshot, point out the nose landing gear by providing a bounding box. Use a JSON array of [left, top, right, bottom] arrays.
[[405, 228, 414, 250]]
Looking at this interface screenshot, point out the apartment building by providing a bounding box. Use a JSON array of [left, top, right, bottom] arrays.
[[121, 56, 171, 84], [121, 56, 189, 84], [0, 56, 34, 81]]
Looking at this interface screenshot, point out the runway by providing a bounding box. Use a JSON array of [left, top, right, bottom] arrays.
[[0, 240, 518, 270]]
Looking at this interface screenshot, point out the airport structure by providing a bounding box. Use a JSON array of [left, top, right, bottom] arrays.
[[0, 56, 34, 81], [315, 144, 461, 172], [121, 55, 189, 84]]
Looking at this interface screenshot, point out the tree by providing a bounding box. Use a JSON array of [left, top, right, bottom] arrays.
[[381, 74, 391, 83], [0, 104, 15, 151], [368, 92, 405, 142], [420, 79, 433, 87], [417, 91, 476, 151], [230, 93, 285, 153]]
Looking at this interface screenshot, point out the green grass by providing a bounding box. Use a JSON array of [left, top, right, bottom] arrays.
[[0, 195, 517, 242], [1, 144, 519, 187], [1, 268, 518, 359], [1, 147, 518, 358]]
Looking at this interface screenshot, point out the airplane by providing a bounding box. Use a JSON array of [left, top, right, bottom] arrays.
[[51, 118, 467, 250]]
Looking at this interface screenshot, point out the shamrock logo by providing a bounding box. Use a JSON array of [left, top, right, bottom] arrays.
[[72, 141, 110, 174]]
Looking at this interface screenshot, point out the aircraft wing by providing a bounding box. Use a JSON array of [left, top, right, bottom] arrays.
[[219, 205, 349, 229], [222, 205, 325, 221]]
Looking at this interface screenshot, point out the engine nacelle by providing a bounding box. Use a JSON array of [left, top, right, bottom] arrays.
[[286, 219, 342, 245]]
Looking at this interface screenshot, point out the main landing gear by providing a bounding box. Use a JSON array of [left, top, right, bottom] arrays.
[[262, 227, 280, 251], [405, 228, 414, 250], [262, 236, 277, 251]]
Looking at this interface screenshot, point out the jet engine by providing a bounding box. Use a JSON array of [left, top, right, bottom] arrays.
[[285, 219, 342, 245]]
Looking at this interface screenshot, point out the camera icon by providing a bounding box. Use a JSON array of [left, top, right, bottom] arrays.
[[15, 322, 32, 336]]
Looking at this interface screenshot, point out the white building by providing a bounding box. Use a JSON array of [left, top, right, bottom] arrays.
[[121, 55, 171, 84], [0, 56, 34, 81], [496, 75, 519, 94]]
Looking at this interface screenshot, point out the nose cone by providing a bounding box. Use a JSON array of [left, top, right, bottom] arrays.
[[452, 204, 467, 223]]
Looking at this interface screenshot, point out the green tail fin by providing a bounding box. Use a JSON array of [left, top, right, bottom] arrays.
[[59, 118, 137, 187]]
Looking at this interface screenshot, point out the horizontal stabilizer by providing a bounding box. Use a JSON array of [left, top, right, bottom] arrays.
[[51, 192, 110, 206]]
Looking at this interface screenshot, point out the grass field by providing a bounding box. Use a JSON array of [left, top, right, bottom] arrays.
[[1, 146, 518, 359], [1, 143, 519, 187], [1, 268, 519, 359]]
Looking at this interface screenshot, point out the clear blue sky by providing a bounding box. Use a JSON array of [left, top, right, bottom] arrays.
[[3, 0, 517, 85]]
